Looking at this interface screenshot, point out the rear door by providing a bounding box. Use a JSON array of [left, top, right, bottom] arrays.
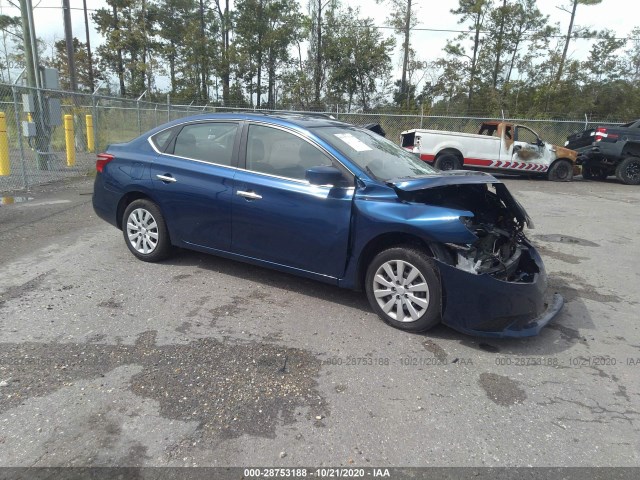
[[150, 121, 241, 251], [231, 123, 354, 278]]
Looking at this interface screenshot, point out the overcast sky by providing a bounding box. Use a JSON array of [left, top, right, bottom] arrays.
[[2, 0, 636, 90]]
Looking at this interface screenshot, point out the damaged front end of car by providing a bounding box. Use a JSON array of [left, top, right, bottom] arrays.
[[390, 172, 563, 337]]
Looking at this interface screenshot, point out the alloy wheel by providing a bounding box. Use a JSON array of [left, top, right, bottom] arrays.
[[126, 208, 159, 254], [372, 260, 430, 322]]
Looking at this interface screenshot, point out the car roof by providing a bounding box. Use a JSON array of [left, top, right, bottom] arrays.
[[160, 112, 351, 129]]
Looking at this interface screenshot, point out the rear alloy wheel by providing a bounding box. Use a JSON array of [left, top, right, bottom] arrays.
[[615, 156, 640, 185], [434, 154, 461, 171], [548, 159, 573, 182], [122, 199, 172, 262], [365, 247, 441, 332]]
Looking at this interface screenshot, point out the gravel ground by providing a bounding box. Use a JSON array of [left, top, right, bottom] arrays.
[[0, 175, 638, 470]]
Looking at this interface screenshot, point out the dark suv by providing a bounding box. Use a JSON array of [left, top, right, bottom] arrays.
[[566, 119, 640, 185]]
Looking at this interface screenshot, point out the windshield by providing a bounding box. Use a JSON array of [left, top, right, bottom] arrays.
[[312, 126, 437, 181]]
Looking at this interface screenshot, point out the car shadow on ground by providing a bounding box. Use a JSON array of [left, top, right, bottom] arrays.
[[162, 248, 586, 357]]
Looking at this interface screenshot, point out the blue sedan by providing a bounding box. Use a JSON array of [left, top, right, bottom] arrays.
[[92, 113, 563, 337]]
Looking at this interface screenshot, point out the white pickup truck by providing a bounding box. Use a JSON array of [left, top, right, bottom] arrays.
[[400, 121, 580, 181]]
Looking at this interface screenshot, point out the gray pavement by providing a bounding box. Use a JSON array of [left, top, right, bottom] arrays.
[[0, 175, 638, 468]]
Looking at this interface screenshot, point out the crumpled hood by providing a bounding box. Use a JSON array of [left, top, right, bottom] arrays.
[[387, 170, 534, 229], [388, 170, 498, 191]]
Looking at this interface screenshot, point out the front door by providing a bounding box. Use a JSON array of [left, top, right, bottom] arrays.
[[231, 123, 354, 278]]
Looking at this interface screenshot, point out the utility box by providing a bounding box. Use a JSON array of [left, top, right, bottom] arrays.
[[22, 121, 36, 137], [41, 68, 60, 90], [47, 98, 62, 126], [22, 94, 35, 113]]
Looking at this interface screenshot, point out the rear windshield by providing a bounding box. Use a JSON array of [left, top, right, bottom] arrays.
[[312, 126, 437, 181]]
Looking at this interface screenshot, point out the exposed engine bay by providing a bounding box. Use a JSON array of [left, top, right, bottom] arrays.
[[395, 182, 538, 282]]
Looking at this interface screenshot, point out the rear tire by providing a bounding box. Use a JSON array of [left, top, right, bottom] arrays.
[[365, 247, 441, 332], [435, 153, 462, 171], [615, 156, 640, 185], [122, 199, 173, 262], [548, 159, 574, 182]]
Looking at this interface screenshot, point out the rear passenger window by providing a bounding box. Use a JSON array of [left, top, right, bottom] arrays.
[[172, 123, 237, 166], [150, 127, 176, 152], [245, 124, 332, 180]]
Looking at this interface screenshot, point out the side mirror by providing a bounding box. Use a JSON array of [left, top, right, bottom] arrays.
[[305, 165, 348, 187]]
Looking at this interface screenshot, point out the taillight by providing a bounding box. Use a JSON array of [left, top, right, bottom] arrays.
[[96, 153, 114, 173], [594, 128, 607, 142]]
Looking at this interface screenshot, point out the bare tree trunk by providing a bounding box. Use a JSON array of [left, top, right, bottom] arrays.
[[113, 5, 126, 96], [169, 41, 176, 93], [400, 0, 412, 100], [555, 0, 578, 85], [467, 12, 482, 113], [492, 0, 507, 89], [314, 0, 322, 104], [199, 0, 208, 100]]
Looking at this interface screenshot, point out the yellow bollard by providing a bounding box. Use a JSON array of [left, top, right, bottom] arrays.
[[64, 114, 75, 167], [86, 114, 94, 152], [0, 112, 9, 176]]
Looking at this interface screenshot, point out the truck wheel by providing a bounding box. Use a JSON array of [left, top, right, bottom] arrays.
[[615, 157, 640, 185], [365, 246, 441, 332], [582, 165, 608, 181], [435, 154, 461, 171], [548, 159, 574, 182]]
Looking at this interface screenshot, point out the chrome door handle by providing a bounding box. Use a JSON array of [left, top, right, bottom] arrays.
[[156, 174, 177, 183], [237, 190, 262, 200]]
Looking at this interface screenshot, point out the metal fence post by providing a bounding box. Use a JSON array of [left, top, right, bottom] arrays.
[[137, 101, 142, 135], [167, 94, 170, 122], [11, 86, 28, 189]]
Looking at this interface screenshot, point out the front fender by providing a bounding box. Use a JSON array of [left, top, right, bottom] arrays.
[[353, 197, 477, 245]]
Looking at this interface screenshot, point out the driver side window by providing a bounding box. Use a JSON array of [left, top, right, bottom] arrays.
[[515, 127, 538, 144]]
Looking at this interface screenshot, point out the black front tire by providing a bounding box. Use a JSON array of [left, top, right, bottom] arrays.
[[434, 154, 462, 171], [615, 156, 640, 185], [122, 199, 173, 262], [548, 159, 574, 182], [364, 247, 442, 332]]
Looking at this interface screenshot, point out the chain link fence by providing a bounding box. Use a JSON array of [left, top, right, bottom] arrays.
[[0, 83, 625, 194]]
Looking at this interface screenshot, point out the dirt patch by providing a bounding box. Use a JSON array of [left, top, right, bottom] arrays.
[[479, 373, 527, 406], [548, 272, 621, 304], [534, 234, 599, 247], [172, 274, 192, 281], [422, 339, 447, 363], [175, 322, 192, 334], [0, 271, 53, 308], [98, 298, 123, 309], [0, 331, 327, 443], [534, 244, 586, 265]]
